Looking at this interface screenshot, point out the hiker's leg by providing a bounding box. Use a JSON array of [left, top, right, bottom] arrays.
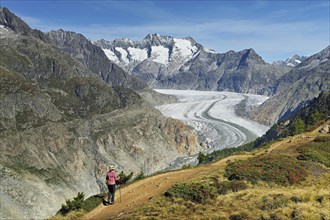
[[107, 185, 111, 202], [110, 185, 116, 203]]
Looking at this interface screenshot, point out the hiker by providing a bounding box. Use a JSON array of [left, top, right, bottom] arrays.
[[106, 165, 120, 204]]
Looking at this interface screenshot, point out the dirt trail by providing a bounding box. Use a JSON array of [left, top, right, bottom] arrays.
[[82, 129, 321, 220], [82, 154, 251, 220]]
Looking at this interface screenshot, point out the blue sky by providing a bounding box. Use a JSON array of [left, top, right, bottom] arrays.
[[2, 0, 329, 62]]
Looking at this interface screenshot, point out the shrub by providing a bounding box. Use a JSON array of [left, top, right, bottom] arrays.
[[197, 152, 208, 164], [290, 196, 303, 203], [81, 194, 105, 212], [229, 212, 249, 220], [164, 181, 218, 204], [260, 194, 289, 211], [314, 136, 330, 142], [213, 179, 248, 195], [297, 151, 328, 165], [290, 118, 305, 135], [118, 171, 134, 185], [225, 155, 308, 185], [291, 208, 303, 220], [59, 192, 85, 215], [297, 140, 330, 167], [181, 164, 191, 169], [134, 170, 145, 181]]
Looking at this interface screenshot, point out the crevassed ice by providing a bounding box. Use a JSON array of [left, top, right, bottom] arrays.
[[155, 89, 269, 138]]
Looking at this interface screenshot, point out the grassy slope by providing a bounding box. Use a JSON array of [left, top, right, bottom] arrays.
[[52, 121, 330, 220], [112, 123, 330, 220]]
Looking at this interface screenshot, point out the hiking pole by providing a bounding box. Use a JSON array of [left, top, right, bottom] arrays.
[[120, 187, 122, 203]]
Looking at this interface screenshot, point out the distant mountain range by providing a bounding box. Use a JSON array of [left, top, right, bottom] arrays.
[[96, 34, 329, 125], [95, 34, 293, 95]]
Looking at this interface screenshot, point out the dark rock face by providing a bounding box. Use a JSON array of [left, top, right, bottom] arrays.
[[96, 35, 291, 95], [253, 46, 330, 125], [0, 8, 147, 91], [0, 8, 201, 219], [47, 29, 147, 91], [0, 7, 50, 43]]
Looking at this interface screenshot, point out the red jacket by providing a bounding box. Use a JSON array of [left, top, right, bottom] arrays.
[[106, 170, 119, 185]]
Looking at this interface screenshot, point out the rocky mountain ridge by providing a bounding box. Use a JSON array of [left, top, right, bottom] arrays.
[[46, 29, 147, 91], [252, 46, 330, 125], [95, 34, 201, 80], [0, 8, 201, 219], [96, 34, 292, 95], [46, 29, 177, 105]]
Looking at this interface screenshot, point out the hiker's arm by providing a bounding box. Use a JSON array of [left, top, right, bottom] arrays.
[[115, 174, 120, 180]]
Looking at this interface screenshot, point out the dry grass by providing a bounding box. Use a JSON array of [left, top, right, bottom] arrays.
[[48, 210, 86, 220], [113, 128, 330, 220], [78, 129, 330, 220], [117, 171, 330, 220]]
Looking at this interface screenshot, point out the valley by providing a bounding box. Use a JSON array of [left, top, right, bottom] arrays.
[[0, 5, 328, 219], [155, 89, 269, 168]]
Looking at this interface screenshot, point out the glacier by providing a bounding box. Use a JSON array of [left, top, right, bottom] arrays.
[[155, 89, 270, 154]]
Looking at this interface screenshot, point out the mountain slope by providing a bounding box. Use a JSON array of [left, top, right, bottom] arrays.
[[65, 93, 330, 219], [253, 46, 330, 125], [0, 8, 201, 219], [96, 34, 291, 95], [47, 29, 147, 91], [0, 7, 148, 91], [46, 30, 176, 105], [0, 7, 50, 43], [80, 121, 330, 220]]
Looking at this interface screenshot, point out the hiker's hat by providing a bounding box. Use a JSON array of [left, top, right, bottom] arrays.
[[109, 165, 115, 170]]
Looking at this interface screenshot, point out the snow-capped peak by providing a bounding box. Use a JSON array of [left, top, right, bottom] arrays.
[[95, 34, 204, 69], [273, 54, 307, 67], [172, 38, 198, 59], [285, 54, 307, 67]]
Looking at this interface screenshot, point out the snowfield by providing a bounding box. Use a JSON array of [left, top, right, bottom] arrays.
[[155, 89, 270, 155], [101, 37, 200, 67]]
